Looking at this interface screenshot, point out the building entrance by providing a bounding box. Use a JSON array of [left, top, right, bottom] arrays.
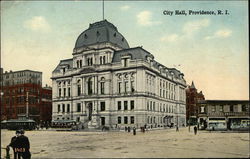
[[101, 117, 105, 126]]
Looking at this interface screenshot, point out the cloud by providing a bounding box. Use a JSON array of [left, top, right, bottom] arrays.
[[160, 18, 210, 43], [120, 5, 130, 10], [23, 16, 50, 32], [160, 34, 179, 42], [205, 29, 232, 40], [183, 19, 210, 34], [137, 11, 161, 26]]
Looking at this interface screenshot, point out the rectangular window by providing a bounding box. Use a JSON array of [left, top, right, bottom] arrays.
[[77, 85, 81, 96], [77, 103, 81, 112], [118, 117, 121, 124], [124, 101, 128, 110], [62, 104, 65, 112], [230, 105, 234, 112], [59, 88, 61, 97], [124, 82, 129, 93], [131, 81, 135, 92], [101, 82, 105, 94], [124, 59, 128, 67], [124, 116, 128, 124], [100, 102, 105, 111], [67, 104, 70, 112], [58, 104, 60, 112], [130, 101, 134, 110], [130, 116, 134, 124], [63, 88, 66, 97], [242, 105, 246, 112], [219, 105, 223, 112], [118, 82, 122, 93], [118, 101, 121, 110], [212, 106, 215, 112], [68, 88, 71, 97]]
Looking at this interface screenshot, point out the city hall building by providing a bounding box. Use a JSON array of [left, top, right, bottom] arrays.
[[51, 20, 187, 129]]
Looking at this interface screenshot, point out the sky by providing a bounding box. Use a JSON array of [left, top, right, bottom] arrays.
[[1, 1, 249, 100]]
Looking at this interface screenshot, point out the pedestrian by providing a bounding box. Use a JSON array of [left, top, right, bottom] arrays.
[[15, 129, 31, 159], [125, 126, 127, 132], [133, 127, 136, 135], [7, 130, 21, 159], [194, 125, 198, 135], [128, 126, 131, 133], [176, 125, 179, 132]]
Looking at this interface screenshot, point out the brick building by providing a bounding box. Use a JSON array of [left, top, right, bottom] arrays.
[[186, 81, 205, 125], [0, 69, 52, 124]]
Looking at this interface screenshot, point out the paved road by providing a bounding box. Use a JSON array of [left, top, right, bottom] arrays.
[[1, 127, 249, 158]]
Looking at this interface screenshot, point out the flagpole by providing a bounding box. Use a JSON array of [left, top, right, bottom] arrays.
[[103, 0, 104, 20]]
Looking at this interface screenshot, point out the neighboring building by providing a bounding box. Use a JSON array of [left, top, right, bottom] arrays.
[[40, 85, 52, 124], [198, 100, 249, 130], [51, 20, 187, 129], [186, 81, 205, 125], [0, 69, 52, 124]]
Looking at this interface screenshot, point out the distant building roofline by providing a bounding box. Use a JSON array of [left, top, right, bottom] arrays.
[[3, 69, 42, 74]]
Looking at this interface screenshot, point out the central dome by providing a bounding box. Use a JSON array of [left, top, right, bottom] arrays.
[[75, 20, 130, 49]]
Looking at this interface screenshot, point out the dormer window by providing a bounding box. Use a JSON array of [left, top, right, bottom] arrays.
[[124, 58, 128, 67]]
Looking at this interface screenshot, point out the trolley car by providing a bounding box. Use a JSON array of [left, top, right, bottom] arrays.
[[1, 119, 36, 130]]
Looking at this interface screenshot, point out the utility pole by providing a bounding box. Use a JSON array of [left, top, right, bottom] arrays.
[[26, 91, 29, 119]]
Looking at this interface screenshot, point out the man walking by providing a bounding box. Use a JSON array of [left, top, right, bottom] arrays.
[[194, 125, 198, 135]]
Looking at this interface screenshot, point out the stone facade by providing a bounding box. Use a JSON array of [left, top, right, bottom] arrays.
[[51, 20, 187, 129]]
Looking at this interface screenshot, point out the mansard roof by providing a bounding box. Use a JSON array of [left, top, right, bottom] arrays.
[[112, 47, 153, 62], [52, 58, 73, 73]]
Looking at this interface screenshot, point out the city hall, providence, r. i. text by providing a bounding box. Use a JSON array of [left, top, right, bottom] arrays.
[[51, 20, 187, 129]]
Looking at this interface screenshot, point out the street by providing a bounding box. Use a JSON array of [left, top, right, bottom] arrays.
[[1, 127, 249, 158]]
